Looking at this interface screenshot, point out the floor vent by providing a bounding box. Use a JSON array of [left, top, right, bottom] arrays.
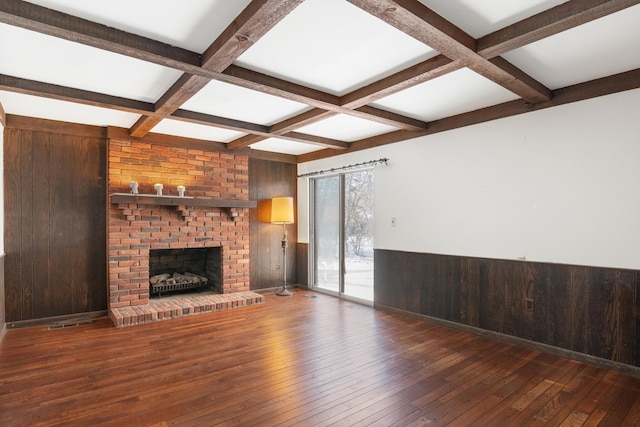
[[304, 295, 319, 298], [47, 319, 94, 330]]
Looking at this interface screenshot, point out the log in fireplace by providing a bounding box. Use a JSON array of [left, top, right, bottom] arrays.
[[149, 247, 221, 297]]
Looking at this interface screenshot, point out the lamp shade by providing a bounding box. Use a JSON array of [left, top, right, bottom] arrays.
[[271, 196, 294, 224]]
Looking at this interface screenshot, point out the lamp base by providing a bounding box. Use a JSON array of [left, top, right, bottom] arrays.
[[276, 287, 293, 296]]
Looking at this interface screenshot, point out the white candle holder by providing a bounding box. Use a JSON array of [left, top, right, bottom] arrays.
[[129, 181, 138, 194], [154, 183, 163, 196], [177, 185, 186, 197]]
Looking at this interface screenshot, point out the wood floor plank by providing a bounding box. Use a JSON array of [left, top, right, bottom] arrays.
[[1, 290, 639, 426]]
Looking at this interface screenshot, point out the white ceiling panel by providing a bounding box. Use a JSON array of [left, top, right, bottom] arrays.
[[0, 91, 139, 127], [151, 119, 247, 144], [0, 1, 637, 157], [372, 68, 520, 122], [235, 0, 437, 96], [0, 24, 182, 103], [418, 0, 568, 38], [23, 0, 253, 53], [250, 138, 323, 156], [503, 4, 640, 90], [297, 115, 398, 142], [181, 80, 311, 126]]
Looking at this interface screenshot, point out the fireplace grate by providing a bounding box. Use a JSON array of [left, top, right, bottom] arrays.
[[150, 272, 209, 297]]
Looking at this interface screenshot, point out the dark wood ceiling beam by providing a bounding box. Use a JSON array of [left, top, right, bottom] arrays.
[[226, 135, 268, 150], [0, 0, 201, 70], [222, 65, 341, 109], [226, 109, 350, 151], [347, 0, 552, 103], [0, 72, 350, 149], [130, 74, 212, 137], [171, 109, 349, 149], [171, 109, 270, 135], [0, 0, 427, 132], [341, 55, 461, 107], [223, 65, 426, 130], [271, 109, 337, 134], [130, 0, 304, 138], [201, 0, 305, 72], [298, 67, 640, 163], [227, 109, 337, 150], [280, 132, 350, 149], [0, 73, 155, 114], [0, 101, 6, 126], [477, 0, 640, 58]]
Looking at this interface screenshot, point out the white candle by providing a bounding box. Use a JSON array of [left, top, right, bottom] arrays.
[[177, 185, 186, 197], [154, 183, 163, 196], [129, 181, 138, 194]]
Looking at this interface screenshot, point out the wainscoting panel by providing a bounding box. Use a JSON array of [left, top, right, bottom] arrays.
[[375, 249, 640, 368]]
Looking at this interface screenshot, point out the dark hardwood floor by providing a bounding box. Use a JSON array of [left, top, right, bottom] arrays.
[[1, 290, 639, 426]]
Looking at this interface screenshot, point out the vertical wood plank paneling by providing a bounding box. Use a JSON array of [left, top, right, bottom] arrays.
[[4, 128, 22, 322], [0, 254, 4, 328], [459, 257, 480, 327], [296, 243, 309, 287], [19, 131, 34, 320], [88, 137, 107, 311], [635, 272, 640, 367], [31, 131, 51, 318], [374, 249, 640, 368], [4, 124, 107, 322], [612, 270, 635, 364], [481, 259, 508, 334], [546, 264, 571, 347], [48, 133, 74, 316], [569, 266, 590, 354], [533, 262, 552, 344], [249, 158, 297, 291]]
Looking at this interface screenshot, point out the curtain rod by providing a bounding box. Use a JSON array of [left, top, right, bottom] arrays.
[[297, 158, 389, 178]]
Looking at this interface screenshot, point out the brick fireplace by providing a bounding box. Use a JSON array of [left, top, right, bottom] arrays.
[[107, 137, 262, 326]]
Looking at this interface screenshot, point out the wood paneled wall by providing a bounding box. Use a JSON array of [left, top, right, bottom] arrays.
[[4, 122, 107, 322], [0, 255, 5, 331], [249, 158, 297, 290], [3, 119, 300, 323], [375, 249, 640, 368]]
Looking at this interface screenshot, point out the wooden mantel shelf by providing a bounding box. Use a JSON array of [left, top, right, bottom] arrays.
[[109, 193, 256, 208], [110, 193, 256, 220]]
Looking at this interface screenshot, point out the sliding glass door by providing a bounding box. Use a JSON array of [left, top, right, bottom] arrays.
[[311, 170, 374, 303]]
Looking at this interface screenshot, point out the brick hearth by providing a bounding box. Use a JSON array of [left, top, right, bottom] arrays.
[[107, 138, 255, 326], [109, 291, 264, 327]]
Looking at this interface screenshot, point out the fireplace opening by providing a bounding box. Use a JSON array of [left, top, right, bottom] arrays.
[[149, 247, 221, 297]]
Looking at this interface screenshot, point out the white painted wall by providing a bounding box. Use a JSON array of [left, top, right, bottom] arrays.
[[298, 88, 640, 270]]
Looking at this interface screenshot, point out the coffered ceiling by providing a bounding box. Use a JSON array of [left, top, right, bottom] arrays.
[[1, 0, 639, 162]]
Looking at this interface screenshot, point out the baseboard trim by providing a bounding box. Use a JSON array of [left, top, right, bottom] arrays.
[[6, 310, 108, 330], [375, 302, 640, 379]]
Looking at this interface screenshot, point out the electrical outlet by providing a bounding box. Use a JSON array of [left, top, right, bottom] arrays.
[[524, 298, 534, 312], [391, 217, 397, 227], [276, 264, 281, 271]]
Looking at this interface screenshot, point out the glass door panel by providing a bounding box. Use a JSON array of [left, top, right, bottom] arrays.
[[343, 170, 374, 301], [312, 170, 374, 302], [313, 176, 340, 293]]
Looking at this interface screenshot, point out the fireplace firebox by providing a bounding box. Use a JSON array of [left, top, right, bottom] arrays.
[[149, 247, 221, 297]]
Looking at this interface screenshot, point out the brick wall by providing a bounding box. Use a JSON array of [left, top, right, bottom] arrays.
[[108, 139, 250, 309]]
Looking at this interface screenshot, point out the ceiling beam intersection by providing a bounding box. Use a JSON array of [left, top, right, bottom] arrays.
[[129, 0, 305, 137], [347, 0, 552, 103]]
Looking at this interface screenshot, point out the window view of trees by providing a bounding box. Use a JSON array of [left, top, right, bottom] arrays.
[[345, 170, 374, 258]]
